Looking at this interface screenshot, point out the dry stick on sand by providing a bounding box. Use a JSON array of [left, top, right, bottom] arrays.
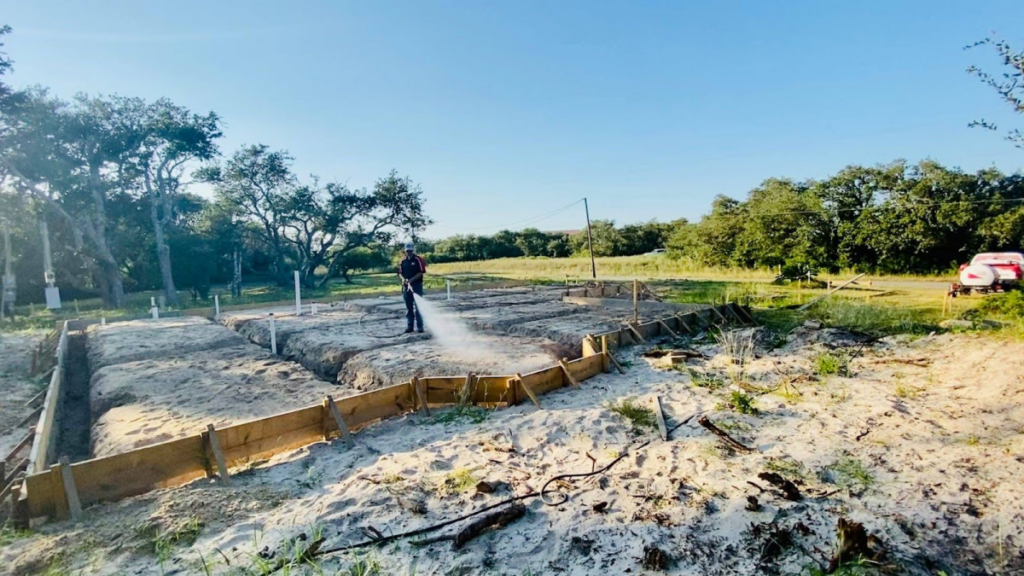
[[698, 415, 754, 453], [412, 503, 527, 550], [308, 424, 696, 564]]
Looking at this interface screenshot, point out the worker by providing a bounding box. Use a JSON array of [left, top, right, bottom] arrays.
[[398, 242, 426, 333]]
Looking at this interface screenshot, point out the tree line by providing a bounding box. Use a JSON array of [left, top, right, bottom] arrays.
[[0, 26, 428, 309]]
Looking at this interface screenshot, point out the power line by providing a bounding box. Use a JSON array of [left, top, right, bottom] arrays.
[[451, 198, 585, 232]]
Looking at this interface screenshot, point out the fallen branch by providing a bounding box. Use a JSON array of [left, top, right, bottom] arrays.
[[757, 472, 802, 501], [698, 415, 754, 453], [453, 503, 526, 550]]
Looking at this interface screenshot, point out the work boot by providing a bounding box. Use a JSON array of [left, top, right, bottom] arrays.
[[417, 327, 425, 333], [404, 327, 414, 334]]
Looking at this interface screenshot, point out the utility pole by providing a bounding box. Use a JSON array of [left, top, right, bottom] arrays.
[[40, 220, 61, 309], [584, 197, 596, 279], [1, 222, 14, 320]]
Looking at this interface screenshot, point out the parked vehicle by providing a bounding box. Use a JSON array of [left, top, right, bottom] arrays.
[[948, 252, 1024, 296]]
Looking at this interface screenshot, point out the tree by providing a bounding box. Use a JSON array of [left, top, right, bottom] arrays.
[[199, 144, 297, 285], [318, 170, 431, 287], [967, 37, 1024, 148], [569, 220, 621, 257], [333, 246, 389, 283], [514, 228, 550, 257], [1, 91, 150, 307], [134, 99, 221, 306]]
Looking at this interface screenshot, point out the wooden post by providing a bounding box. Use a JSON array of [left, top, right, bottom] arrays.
[[600, 334, 626, 374], [515, 373, 542, 409], [558, 358, 580, 388], [268, 313, 277, 355], [57, 456, 82, 522], [206, 424, 231, 486], [633, 279, 639, 325], [459, 372, 476, 406], [724, 304, 746, 325], [653, 396, 668, 441], [412, 377, 429, 416], [325, 396, 354, 448]]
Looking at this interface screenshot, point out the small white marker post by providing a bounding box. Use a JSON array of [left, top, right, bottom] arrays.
[[150, 297, 159, 319], [100, 317, 106, 326], [446, 279, 452, 301], [311, 301, 318, 315], [214, 294, 220, 319], [269, 313, 277, 355], [294, 270, 302, 316]]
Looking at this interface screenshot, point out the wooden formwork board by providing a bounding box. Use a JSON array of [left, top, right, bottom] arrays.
[[25, 434, 205, 519]]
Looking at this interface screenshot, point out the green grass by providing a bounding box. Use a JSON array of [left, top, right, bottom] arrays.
[[430, 255, 953, 283], [814, 351, 851, 377], [1, 272, 511, 332], [727, 390, 759, 415], [824, 456, 875, 491], [764, 457, 809, 482], [686, 368, 726, 390], [441, 468, 481, 496], [428, 405, 489, 425], [606, 397, 658, 431]]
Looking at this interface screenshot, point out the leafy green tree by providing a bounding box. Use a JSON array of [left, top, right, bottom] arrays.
[[967, 36, 1024, 148], [569, 220, 621, 257], [514, 228, 550, 257]]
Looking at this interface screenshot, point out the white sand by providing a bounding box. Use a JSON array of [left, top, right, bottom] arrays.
[[0, 332, 45, 458], [3, 328, 1021, 575]]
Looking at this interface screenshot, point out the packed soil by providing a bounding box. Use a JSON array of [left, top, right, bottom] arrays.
[[2, 326, 1020, 575], [0, 331, 46, 459], [336, 334, 561, 390], [86, 317, 339, 458], [86, 317, 248, 371]]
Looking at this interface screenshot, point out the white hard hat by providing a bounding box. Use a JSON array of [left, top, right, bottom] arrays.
[[404, 242, 415, 251]]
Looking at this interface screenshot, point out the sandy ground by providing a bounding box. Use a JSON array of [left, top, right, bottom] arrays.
[[88, 322, 338, 458], [4, 326, 1021, 574], [0, 332, 46, 459], [86, 318, 248, 371]]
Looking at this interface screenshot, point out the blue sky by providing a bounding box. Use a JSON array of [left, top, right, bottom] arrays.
[[3, 1, 1023, 238]]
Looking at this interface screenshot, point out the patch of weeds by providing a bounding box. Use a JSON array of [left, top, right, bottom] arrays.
[[894, 381, 922, 399], [429, 405, 489, 425], [440, 467, 480, 496], [380, 473, 403, 485], [764, 457, 809, 482], [727, 390, 759, 415], [0, 522, 32, 547], [299, 461, 325, 490], [807, 299, 933, 337], [135, 516, 204, 572], [965, 434, 980, 446], [347, 556, 385, 576], [823, 456, 874, 491], [814, 351, 851, 377], [606, 398, 657, 431], [687, 368, 725, 390], [715, 418, 752, 434], [828, 386, 852, 405]]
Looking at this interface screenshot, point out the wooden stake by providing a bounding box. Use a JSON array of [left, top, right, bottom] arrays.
[[206, 424, 231, 486], [514, 373, 542, 409], [600, 334, 625, 374], [3, 427, 35, 462], [412, 377, 430, 416], [57, 456, 82, 522], [459, 372, 476, 406], [633, 279, 639, 325], [657, 319, 678, 338], [653, 396, 668, 441], [599, 335, 611, 373], [324, 395, 354, 448], [558, 359, 580, 388]]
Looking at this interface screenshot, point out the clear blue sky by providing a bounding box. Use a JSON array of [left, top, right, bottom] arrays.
[[3, 1, 1023, 238]]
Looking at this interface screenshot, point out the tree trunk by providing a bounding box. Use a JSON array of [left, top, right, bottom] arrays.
[[88, 162, 125, 308], [150, 192, 180, 307], [232, 248, 242, 297]]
